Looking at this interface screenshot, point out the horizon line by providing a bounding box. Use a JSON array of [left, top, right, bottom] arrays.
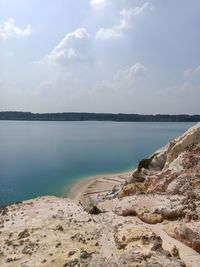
[[1, 111, 200, 116]]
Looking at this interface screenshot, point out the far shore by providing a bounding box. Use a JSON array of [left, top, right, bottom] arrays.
[[66, 170, 133, 201]]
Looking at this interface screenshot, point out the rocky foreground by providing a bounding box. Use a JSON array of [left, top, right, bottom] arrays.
[[1, 123, 200, 266]]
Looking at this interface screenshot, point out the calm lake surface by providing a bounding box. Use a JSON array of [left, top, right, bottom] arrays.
[[0, 121, 195, 205]]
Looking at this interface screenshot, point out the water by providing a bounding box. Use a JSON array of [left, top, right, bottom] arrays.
[[0, 121, 195, 205]]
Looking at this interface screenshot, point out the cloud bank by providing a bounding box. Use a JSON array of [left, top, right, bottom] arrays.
[[1, 1, 200, 114]]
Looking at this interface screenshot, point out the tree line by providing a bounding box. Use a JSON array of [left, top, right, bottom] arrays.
[[0, 111, 199, 122]]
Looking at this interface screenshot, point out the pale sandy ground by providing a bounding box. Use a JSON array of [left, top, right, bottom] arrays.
[[0, 195, 192, 267], [67, 171, 132, 201], [67, 174, 200, 267]]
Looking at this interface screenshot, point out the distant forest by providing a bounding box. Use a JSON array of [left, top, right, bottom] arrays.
[[0, 111, 200, 122]]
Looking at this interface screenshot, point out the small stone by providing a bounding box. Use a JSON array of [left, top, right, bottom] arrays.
[[5, 257, 20, 262], [55, 242, 61, 248], [56, 225, 64, 231], [68, 250, 76, 256], [22, 242, 35, 255], [9, 232, 13, 238], [18, 229, 30, 239], [80, 250, 92, 259], [171, 245, 180, 259], [63, 259, 79, 267], [88, 205, 102, 215]]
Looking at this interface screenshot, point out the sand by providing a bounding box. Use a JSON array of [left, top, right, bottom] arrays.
[[67, 170, 132, 201]]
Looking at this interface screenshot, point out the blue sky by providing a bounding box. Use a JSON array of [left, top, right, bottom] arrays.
[[0, 0, 200, 114]]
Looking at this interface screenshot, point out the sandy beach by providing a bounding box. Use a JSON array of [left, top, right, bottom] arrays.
[[67, 170, 133, 201]]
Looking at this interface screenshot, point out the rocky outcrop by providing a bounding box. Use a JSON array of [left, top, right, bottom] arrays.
[[120, 122, 200, 197], [111, 122, 200, 263], [130, 122, 200, 181], [165, 122, 200, 168]]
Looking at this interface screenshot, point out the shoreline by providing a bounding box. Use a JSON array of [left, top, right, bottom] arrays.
[[67, 170, 133, 201]]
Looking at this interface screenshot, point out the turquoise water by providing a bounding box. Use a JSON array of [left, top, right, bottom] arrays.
[[0, 121, 195, 205]]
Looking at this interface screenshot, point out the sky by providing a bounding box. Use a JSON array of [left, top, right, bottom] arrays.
[[0, 0, 200, 114]]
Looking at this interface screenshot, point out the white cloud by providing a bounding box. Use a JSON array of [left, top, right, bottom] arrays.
[[90, 0, 111, 8], [115, 63, 147, 80], [91, 0, 110, 8], [184, 66, 200, 77], [0, 18, 31, 40], [131, 2, 151, 16], [41, 28, 90, 65], [95, 2, 151, 40], [95, 27, 122, 40], [85, 63, 148, 113], [94, 63, 147, 93]]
